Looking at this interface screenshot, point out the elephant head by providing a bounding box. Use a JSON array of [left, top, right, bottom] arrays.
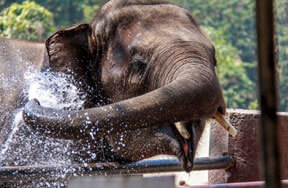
[[23, 0, 235, 172]]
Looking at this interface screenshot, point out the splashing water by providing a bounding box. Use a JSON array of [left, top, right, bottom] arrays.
[[25, 69, 86, 110], [0, 68, 90, 186]]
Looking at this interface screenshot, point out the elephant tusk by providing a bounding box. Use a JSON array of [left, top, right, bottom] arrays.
[[213, 112, 237, 137], [174, 122, 190, 139]]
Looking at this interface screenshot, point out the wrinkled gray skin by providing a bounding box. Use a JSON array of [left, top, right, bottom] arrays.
[[3, 0, 226, 172]]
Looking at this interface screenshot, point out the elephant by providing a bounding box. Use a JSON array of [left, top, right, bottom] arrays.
[[1, 0, 234, 173]]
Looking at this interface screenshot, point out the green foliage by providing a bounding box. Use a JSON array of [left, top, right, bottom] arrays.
[[170, 0, 256, 63], [81, 4, 100, 23], [33, 0, 103, 27], [0, 0, 103, 28], [0, 1, 55, 41], [277, 27, 288, 111], [276, 0, 288, 111], [204, 27, 257, 109]]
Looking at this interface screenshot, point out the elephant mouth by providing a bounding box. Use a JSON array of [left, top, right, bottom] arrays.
[[173, 113, 237, 172], [173, 122, 197, 172]]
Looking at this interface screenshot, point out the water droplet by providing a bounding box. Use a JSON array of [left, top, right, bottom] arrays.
[[89, 132, 95, 139]]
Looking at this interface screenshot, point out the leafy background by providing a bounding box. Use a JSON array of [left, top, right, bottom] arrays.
[[0, 0, 287, 111]]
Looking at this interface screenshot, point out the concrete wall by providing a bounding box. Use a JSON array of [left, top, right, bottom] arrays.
[[209, 109, 288, 184]]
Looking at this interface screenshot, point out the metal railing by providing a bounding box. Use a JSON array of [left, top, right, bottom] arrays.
[[0, 156, 234, 181]]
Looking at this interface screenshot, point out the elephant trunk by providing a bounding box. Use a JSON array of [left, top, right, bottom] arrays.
[[23, 62, 225, 139]]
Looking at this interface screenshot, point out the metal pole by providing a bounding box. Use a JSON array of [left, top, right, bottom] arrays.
[[256, 0, 281, 188], [0, 156, 234, 179]]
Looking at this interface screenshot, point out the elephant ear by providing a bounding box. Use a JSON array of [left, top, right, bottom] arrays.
[[44, 24, 96, 80], [44, 24, 100, 108]]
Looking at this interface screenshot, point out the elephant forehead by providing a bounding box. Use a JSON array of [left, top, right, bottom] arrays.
[[117, 21, 144, 47], [117, 22, 209, 54], [116, 20, 179, 49]]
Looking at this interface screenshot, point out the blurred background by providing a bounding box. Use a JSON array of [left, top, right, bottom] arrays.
[[0, 0, 287, 111]]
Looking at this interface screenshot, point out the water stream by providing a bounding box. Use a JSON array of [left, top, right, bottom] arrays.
[[0, 68, 89, 186]]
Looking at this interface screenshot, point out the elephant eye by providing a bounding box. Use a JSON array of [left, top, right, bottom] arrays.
[[126, 56, 148, 79], [133, 59, 147, 70], [131, 55, 147, 71]]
